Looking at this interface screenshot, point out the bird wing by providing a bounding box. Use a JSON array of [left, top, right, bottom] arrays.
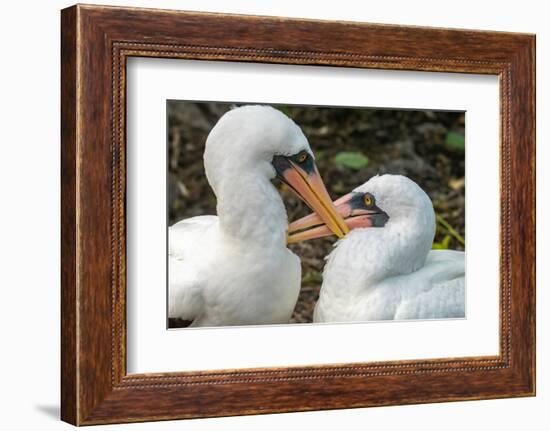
[[168, 216, 218, 322], [169, 215, 217, 260], [425, 249, 465, 265], [392, 250, 465, 320]]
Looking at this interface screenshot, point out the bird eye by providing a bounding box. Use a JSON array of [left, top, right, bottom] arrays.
[[297, 152, 308, 163], [363, 195, 373, 206]]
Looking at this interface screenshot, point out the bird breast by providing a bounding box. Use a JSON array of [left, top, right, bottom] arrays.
[[176, 224, 302, 326]]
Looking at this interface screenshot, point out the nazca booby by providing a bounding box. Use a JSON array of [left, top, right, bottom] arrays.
[[287, 174, 465, 323], [168, 105, 349, 327]]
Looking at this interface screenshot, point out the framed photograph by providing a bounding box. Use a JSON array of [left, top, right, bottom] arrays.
[[61, 4, 535, 425]]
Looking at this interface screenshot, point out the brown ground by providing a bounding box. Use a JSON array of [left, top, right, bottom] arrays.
[[168, 102, 465, 325]]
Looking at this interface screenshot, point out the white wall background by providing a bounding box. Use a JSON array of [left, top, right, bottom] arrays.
[[0, 1, 546, 429]]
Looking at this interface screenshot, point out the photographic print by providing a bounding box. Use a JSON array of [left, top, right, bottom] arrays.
[[167, 102, 465, 328], [61, 6, 535, 423]]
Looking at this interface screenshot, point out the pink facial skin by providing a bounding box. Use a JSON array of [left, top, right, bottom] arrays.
[[287, 192, 388, 243]]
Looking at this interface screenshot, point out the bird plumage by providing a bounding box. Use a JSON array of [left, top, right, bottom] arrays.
[[168, 106, 317, 327], [169, 216, 301, 326], [312, 175, 465, 323]]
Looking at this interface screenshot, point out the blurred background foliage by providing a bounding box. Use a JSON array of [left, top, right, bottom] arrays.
[[168, 101, 465, 324]]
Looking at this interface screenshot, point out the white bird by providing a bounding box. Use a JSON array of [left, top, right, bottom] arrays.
[[287, 174, 465, 323], [168, 105, 349, 327]]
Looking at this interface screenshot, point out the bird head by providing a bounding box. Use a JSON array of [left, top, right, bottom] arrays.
[[287, 174, 434, 245], [203, 105, 349, 239]]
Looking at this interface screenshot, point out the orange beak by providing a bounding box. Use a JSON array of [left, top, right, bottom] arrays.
[[287, 192, 389, 243], [273, 154, 349, 240]]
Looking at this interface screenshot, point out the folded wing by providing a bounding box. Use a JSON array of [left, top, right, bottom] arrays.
[[393, 250, 465, 320], [168, 216, 218, 324]]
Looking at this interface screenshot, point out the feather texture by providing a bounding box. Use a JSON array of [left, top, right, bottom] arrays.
[[168, 106, 309, 327], [314, 175, 465, 323]]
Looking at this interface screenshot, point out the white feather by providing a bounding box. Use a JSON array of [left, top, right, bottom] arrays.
[[314, 175, 465, 323], [168, 106, 308, 327]]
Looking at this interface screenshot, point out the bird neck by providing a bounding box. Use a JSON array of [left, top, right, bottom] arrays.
[[216, 173, 288, 248], [325, 214, 435, 291]]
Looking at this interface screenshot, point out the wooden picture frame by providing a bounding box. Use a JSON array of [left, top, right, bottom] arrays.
[[61, 4, 535, 425]]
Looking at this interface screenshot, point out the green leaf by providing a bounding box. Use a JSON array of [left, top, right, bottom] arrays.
[[334, 151, 369, 170], [432, 235, 451, 250], [436, 214, 465, 246], [445, 131, 465, 150]]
